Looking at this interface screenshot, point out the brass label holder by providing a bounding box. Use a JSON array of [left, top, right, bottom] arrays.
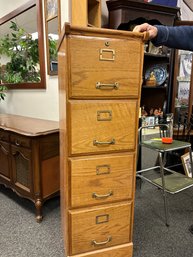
[[97, 110, 112, 121], [96, 214, 109, 224], [96, 164, 111, 175], [99, 48, 115, 61]]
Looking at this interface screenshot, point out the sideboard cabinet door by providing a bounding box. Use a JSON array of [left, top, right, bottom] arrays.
[[11, 145, 32, 195]]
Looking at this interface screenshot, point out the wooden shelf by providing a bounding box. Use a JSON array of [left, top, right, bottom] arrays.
[[71, 0, 101, 27]]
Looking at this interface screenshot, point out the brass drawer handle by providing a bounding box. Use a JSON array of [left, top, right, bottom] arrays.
[[91, 236, 112, 246], [93, 139, 115, 146], [15, 140, 20, 146], [96, 82, 119, 90], [92, 191, 113, 199]]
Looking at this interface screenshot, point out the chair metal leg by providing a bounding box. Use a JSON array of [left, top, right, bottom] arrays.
[[188, 147, 193, 233], [188, 146, 193, 178], [158, 152, 169, 226]]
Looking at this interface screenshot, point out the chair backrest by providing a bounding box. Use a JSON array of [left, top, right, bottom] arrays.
[[138, 123, 169, 144], [175, 112, 193, 142]]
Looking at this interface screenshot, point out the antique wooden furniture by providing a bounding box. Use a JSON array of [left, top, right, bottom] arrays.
[[0, 114, 59, 222], [71, 0, 101, 27], [58, 23, 146, 257]]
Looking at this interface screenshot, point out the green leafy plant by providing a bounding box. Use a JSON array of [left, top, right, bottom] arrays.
[[0, 85, 7, 101], [0, 21, 40, 84], [49, 36, 57, 62]]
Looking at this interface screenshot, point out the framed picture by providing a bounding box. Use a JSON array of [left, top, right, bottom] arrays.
[[181, 152, 193, 178], [45, 0, 58, 21], [144, 116, 155, 128], [183, 0, 193, 12], [177, 81, 190, 107], [179, 52, 192, 78]]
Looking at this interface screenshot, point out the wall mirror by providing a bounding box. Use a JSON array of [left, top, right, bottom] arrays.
[[0, 0, 46, 89], [44, 0, 61, 75]]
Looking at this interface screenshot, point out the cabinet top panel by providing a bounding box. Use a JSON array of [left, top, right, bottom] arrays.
[[58, 22, 149, 50], [0, 114, 59, 136]]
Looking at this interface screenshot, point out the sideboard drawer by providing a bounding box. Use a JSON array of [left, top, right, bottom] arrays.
[[69, 202, 132, 255], [0, 130, 9, 142], [69, 36, 142, 98], [10, 134, 31, 148], [70, 153, 135, 208], [69, 100, 138, 155]]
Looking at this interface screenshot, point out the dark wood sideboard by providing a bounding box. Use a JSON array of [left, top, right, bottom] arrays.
[[0, 114, 59, 222]]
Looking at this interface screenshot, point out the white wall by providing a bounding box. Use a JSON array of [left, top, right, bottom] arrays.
[[0, 0, 69, 121], [101, 0, 108, 27]]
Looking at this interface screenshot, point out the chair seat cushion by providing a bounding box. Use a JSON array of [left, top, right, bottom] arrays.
[[153, 172, 193, 193]]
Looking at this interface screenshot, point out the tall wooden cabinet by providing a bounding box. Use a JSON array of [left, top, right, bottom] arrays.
[[58, 23, 146, 257], [71, 0, 101, 27]]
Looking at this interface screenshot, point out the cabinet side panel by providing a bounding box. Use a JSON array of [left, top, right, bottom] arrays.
[[41, 156, 60, 198], [58, 35, 69, 254]]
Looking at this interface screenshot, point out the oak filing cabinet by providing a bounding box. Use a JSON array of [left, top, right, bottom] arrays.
[[58, 23, 146, 257]]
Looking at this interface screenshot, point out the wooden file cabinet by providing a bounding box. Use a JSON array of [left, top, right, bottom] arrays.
[[0, 114, 59, 222], [58, 23, 146, 257]]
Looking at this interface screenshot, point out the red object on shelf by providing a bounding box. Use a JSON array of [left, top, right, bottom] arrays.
[[162, 137, 173, 144]]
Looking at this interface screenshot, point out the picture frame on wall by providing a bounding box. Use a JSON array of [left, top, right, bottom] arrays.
[[183, 0, 193, 11], [45, 0, 58, 21], [177, 81, 190, 107], [181, 152, 193, 178], [179, 51, 192, 78], [144, 116, 155, 128]]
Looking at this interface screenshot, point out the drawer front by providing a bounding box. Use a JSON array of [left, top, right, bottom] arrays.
[[69, 36, 143, 98], [10, 134, 31, 148], [70, 154, 135, 208], [69, 202, 132, 255], [0, 130, 9, 142], [70, 243, 133, 257], [69, 100, 138, 155]]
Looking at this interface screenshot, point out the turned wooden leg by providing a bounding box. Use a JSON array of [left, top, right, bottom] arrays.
[[35, 198, 43, 223]]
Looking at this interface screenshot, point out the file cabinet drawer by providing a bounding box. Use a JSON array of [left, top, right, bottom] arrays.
[[69, 202, 132, 255], [70, 153, 135, 207], [69, 36, 143, 98], [69, 99, 138, 155], [69, 243, 133, 257]]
